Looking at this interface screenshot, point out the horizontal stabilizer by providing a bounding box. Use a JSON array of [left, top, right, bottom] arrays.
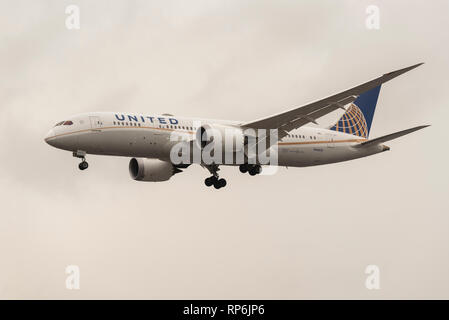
[[356, 125, 429, 148]]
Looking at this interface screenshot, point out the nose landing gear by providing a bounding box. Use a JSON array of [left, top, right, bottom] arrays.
[[73, 150, 88, 171], [78, 160, 89, 171]]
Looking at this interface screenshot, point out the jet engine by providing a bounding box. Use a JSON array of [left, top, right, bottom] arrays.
[[129, 158, 180, 182]]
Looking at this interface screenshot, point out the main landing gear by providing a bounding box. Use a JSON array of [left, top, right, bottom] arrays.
[[204, 176, 227, 189], [204, 164, 227, 189], [239, 164, 262, 176], [73, 150, 89, 171]]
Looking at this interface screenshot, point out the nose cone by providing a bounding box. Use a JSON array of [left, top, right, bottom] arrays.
[[44, 129, 56, 146]]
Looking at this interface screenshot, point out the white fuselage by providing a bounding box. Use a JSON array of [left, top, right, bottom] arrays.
[[44, 112, 387, 167]]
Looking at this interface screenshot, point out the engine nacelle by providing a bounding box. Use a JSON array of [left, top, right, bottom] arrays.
[[195, 124, 244, 152], [129, 158, 177, 182]]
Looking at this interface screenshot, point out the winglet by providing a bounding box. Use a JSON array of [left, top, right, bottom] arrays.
[[381, 63, 424, 82]]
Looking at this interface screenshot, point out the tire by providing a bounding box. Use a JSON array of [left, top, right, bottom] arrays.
[[204, 177, 213, 187], [249, 165, 261, 175], [218, 178, 227, 188], [79, 162, 88, 170], [239, 165, 248, 173]]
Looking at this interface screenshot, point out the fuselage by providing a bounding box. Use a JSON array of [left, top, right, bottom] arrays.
[[44, 112, 387, 167]]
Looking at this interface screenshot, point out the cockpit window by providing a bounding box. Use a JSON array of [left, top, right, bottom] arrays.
[[54, 120, 74, 127]]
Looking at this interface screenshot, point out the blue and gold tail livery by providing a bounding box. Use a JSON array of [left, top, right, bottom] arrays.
[[329, 85, 381, 138]]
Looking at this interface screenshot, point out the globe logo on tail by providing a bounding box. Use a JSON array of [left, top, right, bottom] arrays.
[[330, 103, 369, 138]]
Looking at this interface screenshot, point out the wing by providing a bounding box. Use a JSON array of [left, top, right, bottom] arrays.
[[241, 63, 423, 139]]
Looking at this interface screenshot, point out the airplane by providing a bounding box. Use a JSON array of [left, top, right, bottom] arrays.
[[45, 63, 428, 189]]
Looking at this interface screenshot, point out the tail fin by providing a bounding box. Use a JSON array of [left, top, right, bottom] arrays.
[[329, 85, 381, 138]]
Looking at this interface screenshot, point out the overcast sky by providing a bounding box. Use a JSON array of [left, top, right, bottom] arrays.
[[0, 0, 448, 299]]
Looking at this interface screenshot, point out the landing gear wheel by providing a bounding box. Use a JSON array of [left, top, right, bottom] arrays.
[[213, 178, 227, 189], [205, 176, 218, 187], [218, 178, 227, 188], [204, 164, 226, 189], [204, 177, 213, 187], [79, 161, 88, 170], [239, 164, 248, 173], [248, 165, 261, 176]]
